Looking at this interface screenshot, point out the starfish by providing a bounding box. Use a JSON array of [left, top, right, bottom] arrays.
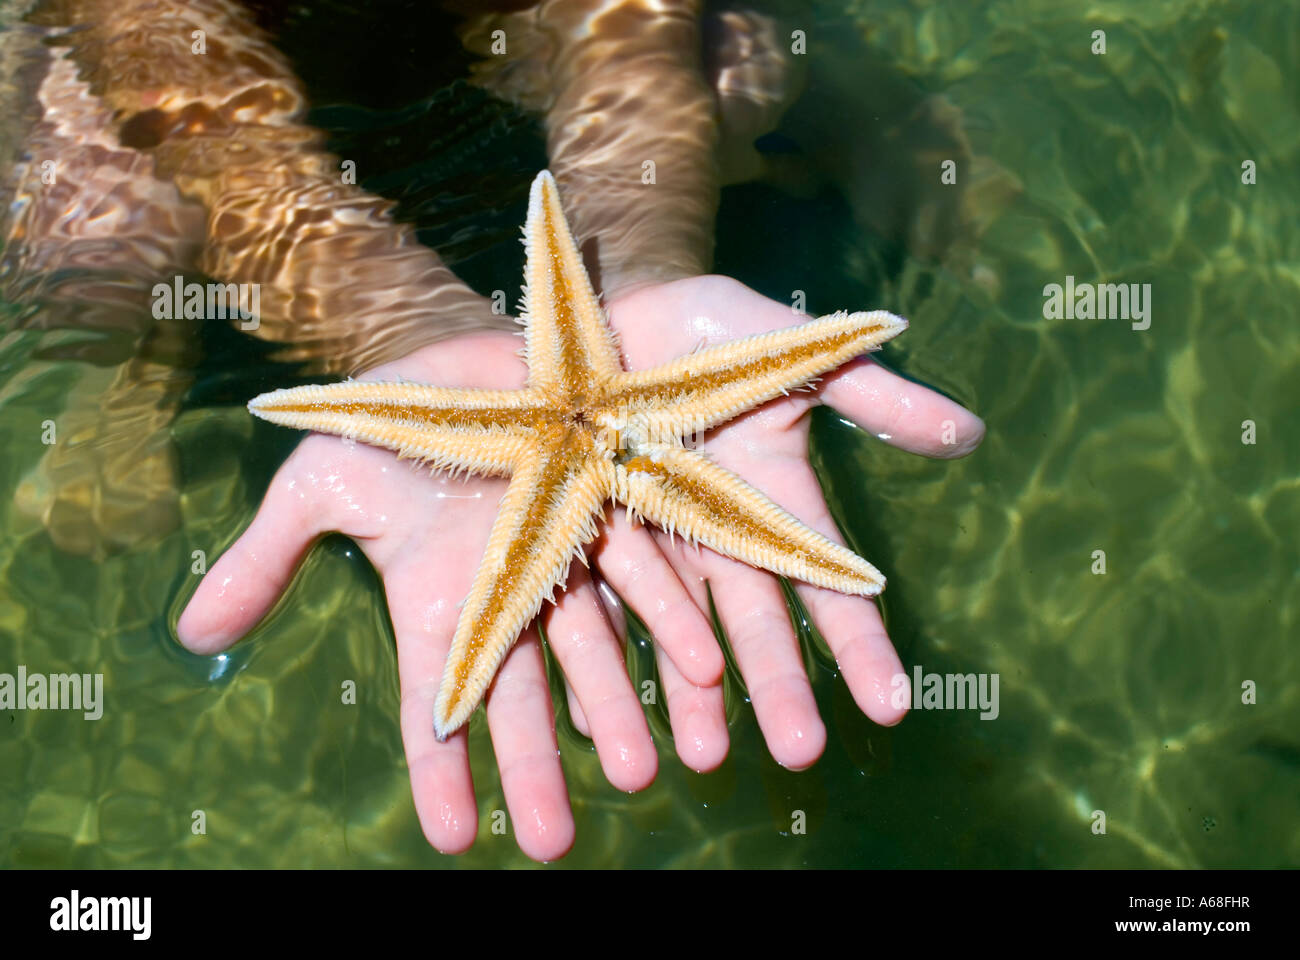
[[248, 170, 908, 740]]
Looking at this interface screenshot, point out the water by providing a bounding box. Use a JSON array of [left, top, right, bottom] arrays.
[[1, 0, 1297, 867]]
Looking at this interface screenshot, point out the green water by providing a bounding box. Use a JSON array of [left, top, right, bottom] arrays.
[[2, 0, 1298, 867]]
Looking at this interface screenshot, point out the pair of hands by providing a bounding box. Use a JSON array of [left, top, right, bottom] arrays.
[[177, 275, 984, 861]]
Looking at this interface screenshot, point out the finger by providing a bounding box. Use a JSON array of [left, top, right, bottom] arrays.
[[544, 563, 657, 792], [592, 512, 724, 686], [817, 356, 985, 458], [485, 629, 575, 862], [753, 465, 908, 727], [177, 442, 331, 654], [395, 624, 479, 855], [562, 674, 590, 738], [653, 640, 730, 772], [383, 550, 483, 855], [688, 554, 826, 770], [591, 574, 627, 639], [796, 586, 907, 726]]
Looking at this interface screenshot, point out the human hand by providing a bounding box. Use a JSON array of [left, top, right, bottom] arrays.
[[592, 275, 984, 768], [177, 274, 983, 861]]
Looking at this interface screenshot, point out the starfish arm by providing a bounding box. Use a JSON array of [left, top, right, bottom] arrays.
[[519, 171, 624, 391], [615, 443, 885, 597], [433, 432, 616, 739], [248, 381, 552, 477], [600, 310, 908, 439]]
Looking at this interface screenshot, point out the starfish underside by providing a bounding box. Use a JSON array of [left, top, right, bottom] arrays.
[[249, 171, 907, 740]]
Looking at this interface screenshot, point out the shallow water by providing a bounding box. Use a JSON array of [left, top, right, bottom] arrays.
[[1, 0, 1297, 868]]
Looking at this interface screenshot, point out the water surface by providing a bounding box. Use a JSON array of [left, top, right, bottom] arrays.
[[0, 0, 1296, 867]]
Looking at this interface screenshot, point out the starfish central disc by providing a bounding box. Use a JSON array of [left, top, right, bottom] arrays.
[[248, 170, 907, 740]]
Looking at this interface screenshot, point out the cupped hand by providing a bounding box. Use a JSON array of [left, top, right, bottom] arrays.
[[177, 274, 983, 861]]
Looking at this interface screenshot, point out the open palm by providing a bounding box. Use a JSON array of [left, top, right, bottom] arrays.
[[177, 274, 983, 861]]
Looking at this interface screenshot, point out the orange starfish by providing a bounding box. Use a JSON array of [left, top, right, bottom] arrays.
[[248, 171, 907, 739]]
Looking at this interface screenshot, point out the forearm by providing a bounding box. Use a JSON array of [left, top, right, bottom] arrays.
[[459, 0, 720, 299], [30, 0, 506, 375]]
